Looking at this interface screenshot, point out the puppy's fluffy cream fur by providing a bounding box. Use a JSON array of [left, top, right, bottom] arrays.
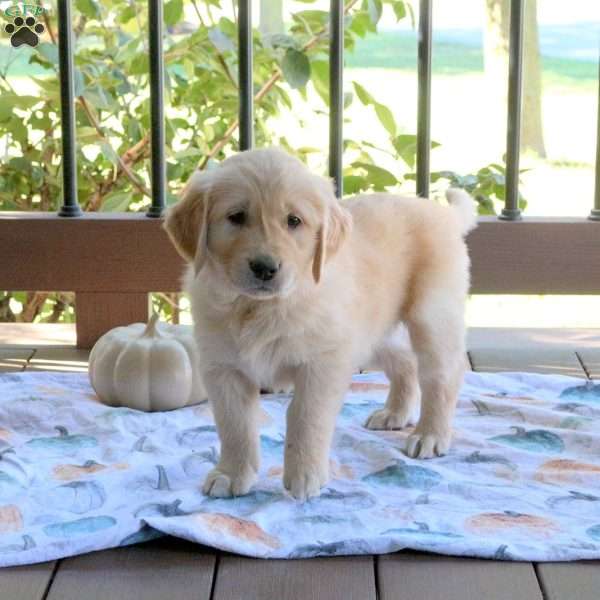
[[164, 148, 476, 500]]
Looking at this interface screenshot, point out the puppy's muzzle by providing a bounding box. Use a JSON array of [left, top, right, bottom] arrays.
[[248, 255, 281, 282]]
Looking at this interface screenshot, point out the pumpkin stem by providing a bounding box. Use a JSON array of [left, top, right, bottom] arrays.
[[143, 313, 161, 338], [133, 436, 148, 452], [22, 535, 36, 550], [155, 465, 171, 491]]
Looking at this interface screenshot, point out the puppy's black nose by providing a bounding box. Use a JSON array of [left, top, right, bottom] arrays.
[[249, 255, 280, 281]]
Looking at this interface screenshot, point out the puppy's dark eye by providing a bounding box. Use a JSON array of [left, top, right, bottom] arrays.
[[228, 211, 247, 226], [287, 214, 302, 229]]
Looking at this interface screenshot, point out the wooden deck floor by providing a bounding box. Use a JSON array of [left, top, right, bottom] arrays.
[[1, 324, 599, 600]]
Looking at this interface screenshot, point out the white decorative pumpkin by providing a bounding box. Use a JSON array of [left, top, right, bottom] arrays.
[[89, 314, 206, 412]]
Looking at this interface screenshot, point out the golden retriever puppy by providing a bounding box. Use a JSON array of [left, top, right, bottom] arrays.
[[163, 148, 476, 500]]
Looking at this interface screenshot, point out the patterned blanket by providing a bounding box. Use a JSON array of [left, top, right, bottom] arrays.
[[0, 370, 599, 566]]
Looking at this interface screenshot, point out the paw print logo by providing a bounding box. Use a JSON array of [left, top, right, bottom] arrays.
[[4, 16, 45, 48]]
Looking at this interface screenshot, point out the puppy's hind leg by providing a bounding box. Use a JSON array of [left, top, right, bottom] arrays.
[[365, 330, 420, 430], [405, 295, 467, 459]]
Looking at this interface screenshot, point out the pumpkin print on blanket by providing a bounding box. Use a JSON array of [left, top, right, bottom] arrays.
[[1, 368, 600, 565], [35, 481, 106, 514], [465, 511, 559, 539], [534, 459, 600, 486], [26, 426, 98, 457], [0, 505, 23, 533], [192, 513, 280, 550]]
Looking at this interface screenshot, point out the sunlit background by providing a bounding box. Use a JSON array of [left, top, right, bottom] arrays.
[[1, 0, 598, 328]]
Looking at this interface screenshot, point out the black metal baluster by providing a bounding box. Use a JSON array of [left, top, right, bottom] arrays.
[[329, 0, 343, 198], [57, 0, 81, 217], [416, 0, 432, 198], [239, 0, 253, 150], [500, 0, 524, 221], [590, 58, 600, 221], [146, 0, 166, 218]]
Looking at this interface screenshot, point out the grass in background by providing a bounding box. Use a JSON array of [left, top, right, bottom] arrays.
[[346, 30, 597, 91]]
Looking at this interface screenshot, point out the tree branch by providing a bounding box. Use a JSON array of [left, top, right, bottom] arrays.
[[190, 0, 237, 88], [198, 0, 360, 169], [78, 95, 150, 197]]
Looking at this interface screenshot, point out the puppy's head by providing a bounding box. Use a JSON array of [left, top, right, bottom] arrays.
[[163, 148, 352, 299]]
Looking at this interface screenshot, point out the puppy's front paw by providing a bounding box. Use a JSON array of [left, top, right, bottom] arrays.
[[283, 461, 329, 501], [405, 431, 450, 459], [365, 407, 414, 430], [202, 466, 257, 498]]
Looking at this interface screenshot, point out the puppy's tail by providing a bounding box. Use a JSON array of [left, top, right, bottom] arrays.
[[446, 188, 478, 235]]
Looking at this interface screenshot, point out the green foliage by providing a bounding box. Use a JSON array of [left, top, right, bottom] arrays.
[[0, 0, 519, 323], [428, 163, 528, 215]]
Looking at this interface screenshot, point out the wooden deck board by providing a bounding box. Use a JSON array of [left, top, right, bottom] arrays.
[[212, 555, 376, 600], [0, 348, 34, 372], [46, 538, 216, 600], [0, 323, 76, 347], [577, 349, 600, 379], [26, 347, 90, 373], [468, 348, 585, 376], [467, 328, 595, 377], [536, 562, 600, 600], [377, 554, 543, 600], [0, 561, 57, 600], [3, 325, 600, 598]]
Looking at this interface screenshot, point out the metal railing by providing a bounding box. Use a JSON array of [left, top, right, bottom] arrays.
[[52, 0, 599, 219], [2, 0, 600, 348]]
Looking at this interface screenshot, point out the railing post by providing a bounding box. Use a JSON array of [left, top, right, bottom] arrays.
[[239, 0, 254, 150], [500, 0, 524, 221], [147, 0, 166, 218], [57, 0, 81, 217], [75, 292, 150, 349], [416, 0, 432, 198], [589, 58, 600, 221], [329, 0, 343, 198]]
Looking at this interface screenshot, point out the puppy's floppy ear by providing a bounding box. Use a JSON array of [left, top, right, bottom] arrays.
[[163, 170, 213, 275], [312, 177, 353, 283]]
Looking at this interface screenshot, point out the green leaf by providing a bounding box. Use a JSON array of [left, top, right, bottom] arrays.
[[118, 5, 136, 24], [366, 0, 383, 25], [75, 0, 101, 18], [164, 0, 183, 26], [267, 34, 299, 50], [100, 142, 120, 166], [352, 161, 397, 189], [101, 192, 131, 212], [353, 82, 396, 136], [77, 127, 99, 144], [73, 68, 86, 97], [82, 86, 113, 110], [208, 27, 234, 53], [353, 81, 375, 106], [374, 103, 396, 136], [349, 12, 373, 38], [310, 59, 329, 104], [282, 49, 311, 89], [0, 94, 39, 122], [36, 43, 59, 66], [392, 1, 407, 21], [393, 135, 439, 168], [343, 174, 368, 194], [130, 53, 149, 75]]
